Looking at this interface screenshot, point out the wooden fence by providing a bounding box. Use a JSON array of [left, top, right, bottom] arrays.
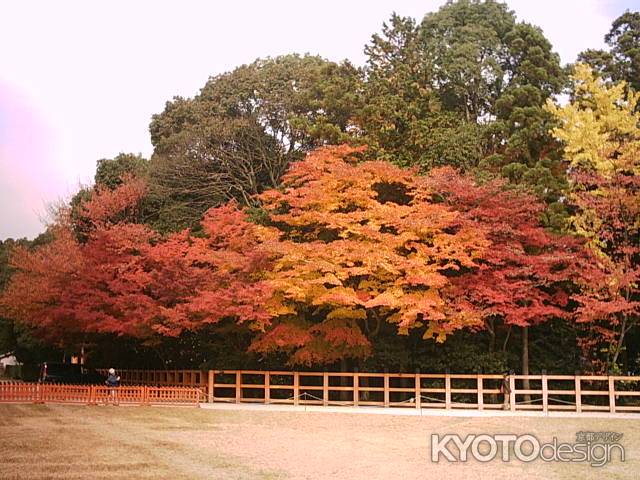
[[101, 369, 640, 413], [0, 382, 201, 407]]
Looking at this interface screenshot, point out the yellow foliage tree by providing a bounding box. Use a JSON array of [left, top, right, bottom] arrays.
[[546, 63, 640, 177], [546, 64, 640, 371]]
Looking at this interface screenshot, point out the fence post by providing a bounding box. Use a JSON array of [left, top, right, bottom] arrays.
[[293, 371, 300, 406], [383, 371, 390, 408], [575, 373, 582, 413], [477, 374, 484, 410], [353, 369, 359, 407], [415, 369, 421, 410], [323, 371, 328, 406], [608, 376, 616, 413], [541, 370, 548, 413], [264, 371, 270, 404], [35, 383, 42, 404], [235, 371, 241, 404], [207, 370, 214, 404], [509, 372, 516, 412], [445, 371, 451, 409]]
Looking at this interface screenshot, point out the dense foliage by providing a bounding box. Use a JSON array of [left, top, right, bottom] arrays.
[[546, 64, 640, 372]]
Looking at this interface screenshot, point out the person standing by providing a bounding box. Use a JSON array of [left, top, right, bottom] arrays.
[[105, 368, 120, 387], [105, 368, 120, 405], [500, 371, 511, 410]]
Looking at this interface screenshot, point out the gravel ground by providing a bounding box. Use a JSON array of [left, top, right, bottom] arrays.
[[0, 404, 637, 479]]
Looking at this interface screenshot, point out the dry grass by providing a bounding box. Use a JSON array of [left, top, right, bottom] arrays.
[[0, 404, 638, 479]]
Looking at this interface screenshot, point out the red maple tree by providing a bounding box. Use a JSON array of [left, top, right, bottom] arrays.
[[425, 167, 586, 373], [1, 181, 272, 345]]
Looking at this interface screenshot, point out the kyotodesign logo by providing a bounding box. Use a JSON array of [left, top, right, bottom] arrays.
[[430, 432, 624, 467]]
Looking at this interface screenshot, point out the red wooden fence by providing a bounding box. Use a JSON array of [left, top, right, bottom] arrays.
[[0, 382, 201, 407]]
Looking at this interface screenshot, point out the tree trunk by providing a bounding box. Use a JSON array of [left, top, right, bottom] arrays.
[[610, 315, 629, 370], [340, 358, 349, 402], [522, 326, 531, 404], [356, 358, 369, 402], [486, 319, 498, 404], [487, 318, 496, 353], [502, 326, 512, 353]]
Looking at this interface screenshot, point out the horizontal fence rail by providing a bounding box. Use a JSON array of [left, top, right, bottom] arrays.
[[0, 383, 201, 407], [97, 369, 208, 388], [97, 369, 640, 413]]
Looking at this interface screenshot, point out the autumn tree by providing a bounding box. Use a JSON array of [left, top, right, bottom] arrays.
[[0, 144, 600, 374], [1, 179, 156, 345], [0, 179, 273, 352], [0, 234, 60, 364], [425, 167, 585, 383], [1, 224, 86, 346], [547, 64, 640, 372], [143, 202, 274, 337], [248, 145, 488, 365], [69, 153, 149, 242]]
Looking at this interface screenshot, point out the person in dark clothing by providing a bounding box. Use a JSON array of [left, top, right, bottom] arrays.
[[106, 368, 120, 404], [105, 368, 120, 387]]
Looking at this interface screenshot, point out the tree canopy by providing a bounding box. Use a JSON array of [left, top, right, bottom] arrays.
[[578, 11, 640, 92], [546, 64, 640, 372]]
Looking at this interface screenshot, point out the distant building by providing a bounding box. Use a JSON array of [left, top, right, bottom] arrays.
[[0, 353, 19, 376]]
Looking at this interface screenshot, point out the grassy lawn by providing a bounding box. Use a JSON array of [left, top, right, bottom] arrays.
[[1, 404, 638, 479]]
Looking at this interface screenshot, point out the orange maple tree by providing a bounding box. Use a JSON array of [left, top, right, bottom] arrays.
[[249, 146, 488, 364]]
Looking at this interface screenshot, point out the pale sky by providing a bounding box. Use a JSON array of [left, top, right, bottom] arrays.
[[0, 0, 635, 239]]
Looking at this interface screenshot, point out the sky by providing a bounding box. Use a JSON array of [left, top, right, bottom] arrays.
[[0, 0, 636, 239]]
